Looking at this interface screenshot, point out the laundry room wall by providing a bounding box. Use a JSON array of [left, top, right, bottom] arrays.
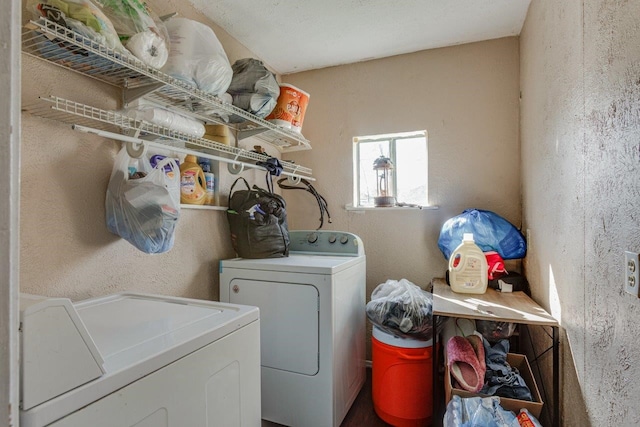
[[283, 37, 521, 355], [520, 0, 640, 425], [19, 0, 279, 301]]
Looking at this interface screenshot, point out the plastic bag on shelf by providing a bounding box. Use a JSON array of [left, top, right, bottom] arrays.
[[94, 0, 170, 69], [29, 0, 127, 54], [105, 146, 180, 254], [162, 17, 232, 97], [366, 278, 442, 341], [125, 105, 206, 138], [226, 58, 279, 120], [438, 209, 527, 260]]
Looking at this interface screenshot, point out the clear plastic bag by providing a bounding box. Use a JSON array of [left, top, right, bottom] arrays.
[[365, 278, 442, 340], [443, 395, 519, 427], [475, 320, 517, 343], [105, 146, 180, 254], [94, 0, 170, 68], [438, 209, 527, 260], [125, 105, 205, 138]]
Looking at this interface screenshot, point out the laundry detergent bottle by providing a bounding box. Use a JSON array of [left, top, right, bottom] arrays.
[[179, 154, 206, 205], [448, 233, 488, 294]]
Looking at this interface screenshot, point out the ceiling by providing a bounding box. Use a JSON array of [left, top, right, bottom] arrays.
[[187, 0, 532, 75]]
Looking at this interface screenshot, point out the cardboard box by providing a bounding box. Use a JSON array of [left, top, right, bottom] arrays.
[[444, 352, 544, 419]]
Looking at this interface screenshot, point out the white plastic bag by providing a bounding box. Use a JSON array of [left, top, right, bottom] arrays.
[[125, 105, 206, 138], [105, 146, 180, 254], [162, 17, 232, 97], [443, 395, 519, 427], [94, 0, 170, 68]]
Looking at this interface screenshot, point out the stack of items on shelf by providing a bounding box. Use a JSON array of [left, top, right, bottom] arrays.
[[442, 318, 544, 426], [437, 210, 542, 425], [439, 209, 530, 295], [30, 0, 171, 68], [29, 0, 128, 54], [29, 0, 311, 124], [26, 3, 316, 252]]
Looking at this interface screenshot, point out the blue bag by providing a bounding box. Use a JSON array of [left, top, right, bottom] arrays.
[[438, 209, 526, 260]]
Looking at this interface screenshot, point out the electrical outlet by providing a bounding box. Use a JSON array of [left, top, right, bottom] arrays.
[[624, 251, 640, 296]]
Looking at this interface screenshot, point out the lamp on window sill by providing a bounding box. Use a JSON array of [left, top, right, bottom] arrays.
[[373, 155, 395, 207]]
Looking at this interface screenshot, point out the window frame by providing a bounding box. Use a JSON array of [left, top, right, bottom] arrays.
[[353, 130, 428, 208]]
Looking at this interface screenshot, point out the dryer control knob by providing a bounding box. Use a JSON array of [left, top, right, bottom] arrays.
[[307, 232, 318, 243], [340, 235, 349, 244], [328, 235, 337, 244]]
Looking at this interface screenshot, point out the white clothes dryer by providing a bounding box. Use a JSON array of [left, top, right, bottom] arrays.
[[19, 292, 261, 427], [219, 230, 366, 427]]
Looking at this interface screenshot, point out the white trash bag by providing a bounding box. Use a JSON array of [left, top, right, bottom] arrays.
[[162, 17, 233, 97], [105, 146, 180, 254]]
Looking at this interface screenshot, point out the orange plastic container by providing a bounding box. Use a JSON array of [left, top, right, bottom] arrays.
[[372, 327, 434, 427], [265, 83, 310, 133]]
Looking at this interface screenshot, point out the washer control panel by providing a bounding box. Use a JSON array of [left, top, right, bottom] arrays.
[[289, 231, 364, 256]]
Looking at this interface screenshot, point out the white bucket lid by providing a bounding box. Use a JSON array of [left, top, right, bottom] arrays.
[[372, 326, 433, 348], [279, 83, 310, 98]]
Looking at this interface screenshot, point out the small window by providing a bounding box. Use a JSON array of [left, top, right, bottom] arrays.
[[353, 130, 428, 207]]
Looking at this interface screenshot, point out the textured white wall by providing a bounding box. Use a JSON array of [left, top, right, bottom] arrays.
[[521, 1, 640, 425], [283, 37, 521, 356]]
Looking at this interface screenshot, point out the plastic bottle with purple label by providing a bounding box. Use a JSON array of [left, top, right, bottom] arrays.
[[198, 157, 215, 205]]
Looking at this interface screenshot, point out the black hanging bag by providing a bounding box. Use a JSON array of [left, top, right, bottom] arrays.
[[226, 177, 289, 258]]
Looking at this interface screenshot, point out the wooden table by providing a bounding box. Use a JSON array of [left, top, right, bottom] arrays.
[[431, 278, 560, 426]]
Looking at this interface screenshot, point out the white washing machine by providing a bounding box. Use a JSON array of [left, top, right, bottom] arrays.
[[219, 230, 366, 427], [19, 292, 261, 427]]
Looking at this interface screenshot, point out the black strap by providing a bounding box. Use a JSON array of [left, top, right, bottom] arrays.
[[277, 178, 331, 229], [228, 177, 252, 208], [257, 158, 283, 177], [255, 158, 283, 194]]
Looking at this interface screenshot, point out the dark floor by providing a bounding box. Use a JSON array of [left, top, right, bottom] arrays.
[[340, 368, 390, 427], [261, 367, 391, 427]]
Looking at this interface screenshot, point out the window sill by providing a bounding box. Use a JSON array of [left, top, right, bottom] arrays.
[[345, 204, 439, 212]]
